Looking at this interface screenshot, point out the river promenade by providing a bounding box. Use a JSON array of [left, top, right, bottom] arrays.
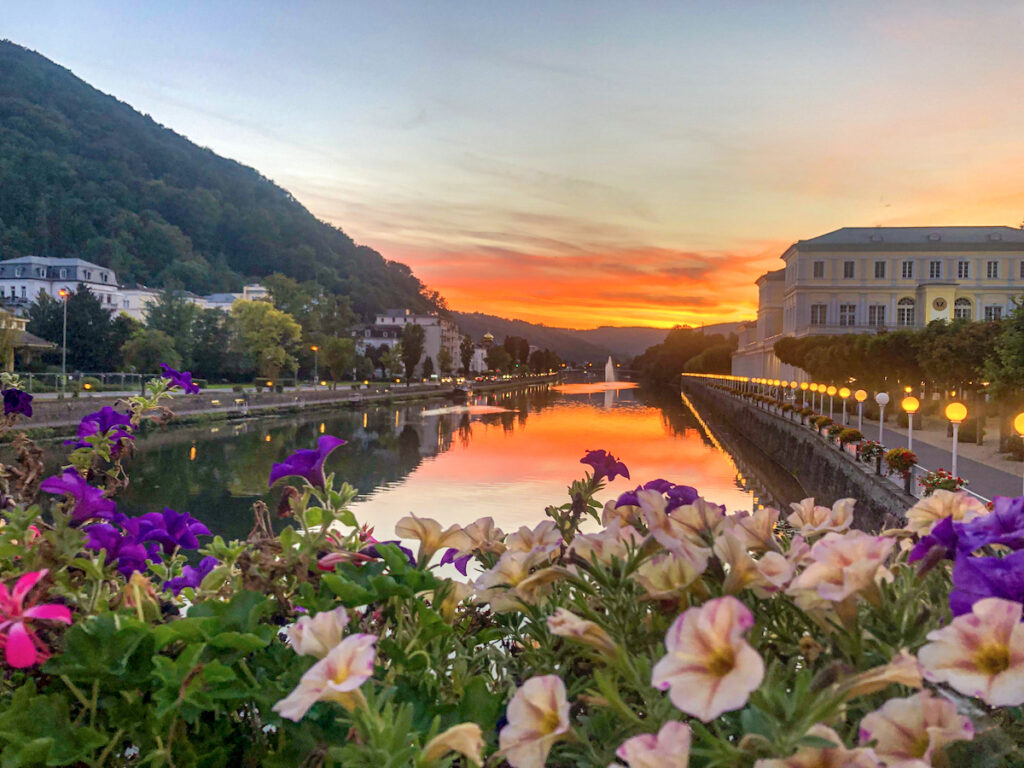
[[13, 375, 560, 435]]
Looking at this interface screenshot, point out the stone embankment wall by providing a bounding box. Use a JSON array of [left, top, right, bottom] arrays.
[[684, 382, 914, 532]]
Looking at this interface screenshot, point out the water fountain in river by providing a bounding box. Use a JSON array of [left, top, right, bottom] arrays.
[[605, 356, 615, 383]]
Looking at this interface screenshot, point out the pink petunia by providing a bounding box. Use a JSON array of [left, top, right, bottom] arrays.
[[0, 569, 72, 668]]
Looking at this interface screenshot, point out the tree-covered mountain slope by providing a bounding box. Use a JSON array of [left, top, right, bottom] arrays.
[[0, 41, 440, 318]]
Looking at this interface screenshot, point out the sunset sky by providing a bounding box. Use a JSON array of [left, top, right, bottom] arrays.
[[7, 1, 1024, 327]]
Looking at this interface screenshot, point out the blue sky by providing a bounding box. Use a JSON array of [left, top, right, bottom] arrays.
[[6, 1, 1024, 326]]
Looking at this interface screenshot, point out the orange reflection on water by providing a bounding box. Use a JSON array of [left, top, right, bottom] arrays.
[[349, 396, 753, 539], [552, 382, 638, 394]]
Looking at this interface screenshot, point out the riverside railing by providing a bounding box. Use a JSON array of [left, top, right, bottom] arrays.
[[682, 372, 992, 508]]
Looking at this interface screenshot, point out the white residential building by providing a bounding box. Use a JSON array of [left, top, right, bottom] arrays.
[[0, 256, 119, 312], [732, 226, 1024, 379]]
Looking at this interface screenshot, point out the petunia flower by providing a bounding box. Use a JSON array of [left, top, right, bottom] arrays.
[[136, 508, 211, 555], [40, 468, 116, 524], [159, 363, 201, 394], [858, 690, 973, 766], [498, 674, 571, 768], [948, 549, 1024, 616], [395, 514, 472, 564], [754, 724, 881, 768], [460, 516, 506, 554], [615, 480, 698, 513], [164, 556, 218, 595], [580, 449, 630, 482], [841, 649, 922, 699], [955, 495, 1024, 552], [918, 597, 1024, 706], [439, 547, 473, 575], [714, 531, 763, 594], [569, 519, 644, 565], [66, 406, 134, 454], [786, 498, 854, 536], [474, 549, 551, 612], [284, 606, 349, 658], [269, 435, 346, 489], [908, 515, 959, 565], [787, 531, 894, 604], [905, 489, 988, 535], [83, 517, 160, 577], [616, 721, 692, 768], [723, 506, 781, 553], [272, 633, 377, 720], [421, 722, 484, 767], [506, 520, 562, 554], [634, 545, 710, 601], [546, 608, 617, 654], [2, 388, 32, 418], [357, 540, 416, 566], [651, 596, 765, 722], [0, 569, 72, 668]]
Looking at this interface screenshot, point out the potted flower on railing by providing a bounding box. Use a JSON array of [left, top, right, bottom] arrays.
[[838, 427, 863, 455], [827, 423, 844, 443], [884, 446, 917, 480], [859, 439, 885, 474], [919, 467, 968, 497], [813, 415, 833, 436]]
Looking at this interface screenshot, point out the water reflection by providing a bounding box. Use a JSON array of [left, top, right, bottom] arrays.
[[25, 385, 801, 541]]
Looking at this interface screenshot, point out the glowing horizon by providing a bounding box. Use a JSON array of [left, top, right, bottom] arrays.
[[6, 2, 1024, 327]]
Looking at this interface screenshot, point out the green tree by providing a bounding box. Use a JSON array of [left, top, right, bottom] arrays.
[[437, 347, 453, 376], [191, 309, 234, 379], [460, 335, 475, 375], [683, 343, 734, 374], [422, 356, 435, 379], [322, 337, 356, 381], [486, 346, 512, 373], [380, 343, 403, 379], [230, 301, 302, 378], [121, 328, 180, 372], [145, 290, 201, 368], [27, 287, 118, 370], [401, 324, 425, 379]]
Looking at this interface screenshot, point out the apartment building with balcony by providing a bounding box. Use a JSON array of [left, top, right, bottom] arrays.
[[732, 226, 1024, 379], [353, 309, 461, 377]]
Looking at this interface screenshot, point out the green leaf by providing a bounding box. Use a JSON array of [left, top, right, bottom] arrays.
[[304, 506, 324, 527], [322, 573, 376, 605], [208, 631, 269, 653]]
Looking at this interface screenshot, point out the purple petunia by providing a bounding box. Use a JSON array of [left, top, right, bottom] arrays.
[[165, 556, 218, 595], [160, 363, 201, 394], [908, 515, 959, 564], [956, 496, 1024, 553], [949, 548, 1024, 616], [439, 547, 473, 576], [83, 521, 159, 578], [136, 508, 211, 555], [39, 468, 116, 524], [358, 540, 417, 566], [2, 388, 32, 418], [66, 407, 134, 454], [580, 449, 630, 483], [269, 435, 346, 489], [615, 479, 699, 512]]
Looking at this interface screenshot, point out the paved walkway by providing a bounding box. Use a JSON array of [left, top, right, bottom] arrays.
[[852, 414, 1024, 501]]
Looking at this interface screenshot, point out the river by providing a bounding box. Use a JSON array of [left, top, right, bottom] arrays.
[[32, 383, 804, 540]]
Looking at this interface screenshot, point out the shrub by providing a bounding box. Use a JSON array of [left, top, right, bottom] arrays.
[[813, 415, 834, 429], [838, 428, 864, 445], [884, 447, 918, 478]]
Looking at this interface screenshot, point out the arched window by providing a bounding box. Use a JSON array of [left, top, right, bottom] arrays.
[[897, 297, 915, 327], [953, 298, 972, 320]]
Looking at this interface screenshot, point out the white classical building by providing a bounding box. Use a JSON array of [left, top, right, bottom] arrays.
[[353, 309, 461, 376], [732, 226, 1024, 379], [0, 256, 120, 311]]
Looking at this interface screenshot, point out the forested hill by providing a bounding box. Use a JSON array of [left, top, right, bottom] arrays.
[[0, 41, 440, 317]]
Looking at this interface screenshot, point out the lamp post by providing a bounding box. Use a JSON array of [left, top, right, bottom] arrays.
[[310, 345, 319, 388], [58, 288, 69, 399], [945, 402, 967, 481], [839, 387, 851, 425], [800, 381, 808, 408], [826, 385, 837, 420], [901, 396, 920, 452], [855, 389, 867, 431], [810, 383, 819, 411], [1014, 412, 1024, 495], [875, 392, 890, 444]]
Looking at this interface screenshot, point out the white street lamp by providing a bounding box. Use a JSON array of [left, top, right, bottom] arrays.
[[902, 396, 920, 452], [839, 387, 851, 425], [855, 389, 868, 431], [945, 402, 967, 481], [874, 392, 890, 444], [827, 385, 837, 420], [58, 288, 69, 399]]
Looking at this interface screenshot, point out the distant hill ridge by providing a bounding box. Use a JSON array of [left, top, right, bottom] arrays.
[[453, 311, 743, 361], [0, 41, 438, 318]]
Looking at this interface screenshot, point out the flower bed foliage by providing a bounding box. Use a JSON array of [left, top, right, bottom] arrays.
[[919, 468, 968, 497], [0, 373, 1023, 766], [884, 447, 918, 479]]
